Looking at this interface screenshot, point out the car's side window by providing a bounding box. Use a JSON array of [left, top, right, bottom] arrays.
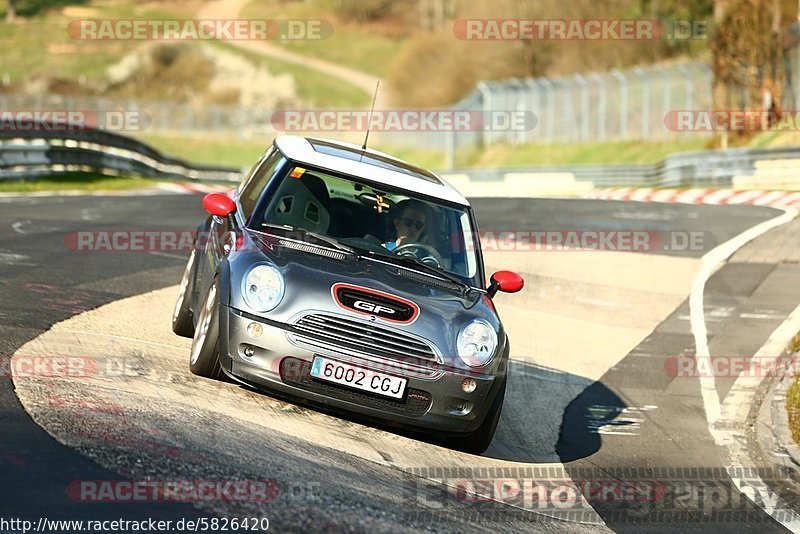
[[238, 147, 273, 195], [239, 149, 284, 222]]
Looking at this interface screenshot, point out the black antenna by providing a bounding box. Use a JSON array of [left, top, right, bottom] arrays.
[[361, 81, 380, 153]]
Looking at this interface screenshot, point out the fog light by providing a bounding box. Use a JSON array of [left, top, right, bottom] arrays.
[[246, 322, 263, 338], [462, 377, 477, 393], [448, 402, 473, 416], [243, 346, 255, 358]]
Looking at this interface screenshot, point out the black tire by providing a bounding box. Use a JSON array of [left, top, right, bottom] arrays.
[[172, 248, 197, 338], [454, 378, 507, 455], [189, 277, 223, 380]]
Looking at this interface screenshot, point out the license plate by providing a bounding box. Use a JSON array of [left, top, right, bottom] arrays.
[[310, 356, 407, 399]]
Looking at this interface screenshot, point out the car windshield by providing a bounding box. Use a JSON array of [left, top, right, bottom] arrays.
[[249, 164, 480, 283]]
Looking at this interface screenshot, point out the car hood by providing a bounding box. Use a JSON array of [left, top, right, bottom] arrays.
[[225, 230, 504, 369]]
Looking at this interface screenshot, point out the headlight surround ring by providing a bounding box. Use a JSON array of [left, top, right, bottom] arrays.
[[241, 263, 285, 313], [456, 319, 498, 368]]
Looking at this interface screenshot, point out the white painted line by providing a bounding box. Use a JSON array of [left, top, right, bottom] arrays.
[[712, 303, 800, 531], [739, 312, 784, 320], [574, 296, 617, 307], [688, 206, 800, 529], [156, 183, 193, 194], [691, 207, 798, 425], [149, 251, 188, 261], [11, 220, 31, 234]]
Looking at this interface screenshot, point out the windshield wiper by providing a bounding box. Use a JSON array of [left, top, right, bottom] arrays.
[[259, 223, 355, 254], [367, 249, 471, 292]]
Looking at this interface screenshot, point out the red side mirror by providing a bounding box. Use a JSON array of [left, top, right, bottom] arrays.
[[488, 270, 524, 297], [202, 192, 236, 218]]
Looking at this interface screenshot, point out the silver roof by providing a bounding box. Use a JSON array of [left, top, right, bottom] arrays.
[[273, 136, 470, 206]]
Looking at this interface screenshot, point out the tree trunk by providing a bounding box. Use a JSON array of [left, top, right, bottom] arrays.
[[712, 0, 729, 147], [6, 0, 16, 22]]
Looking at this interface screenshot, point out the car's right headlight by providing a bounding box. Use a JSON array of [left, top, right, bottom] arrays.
[[456, 319, 498, 368], [241, 264, 285, 312]]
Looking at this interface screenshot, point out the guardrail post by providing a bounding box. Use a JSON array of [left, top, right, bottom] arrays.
[[661, 68, 673, 141], [611, 69, 628, 140], [539, 78, 555, 144], [445, 129, 455, 170], [514, 81, 527, 145], [635, 67, 649, 139], [574, 74, 590, 142], [477, 81, 491, 148], [591, 73, 607, 142]]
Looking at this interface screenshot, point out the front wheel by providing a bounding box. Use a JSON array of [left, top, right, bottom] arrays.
[[452, 378, 506, 455], [189, 277, 223, 380], [172, 249, 197, 338]]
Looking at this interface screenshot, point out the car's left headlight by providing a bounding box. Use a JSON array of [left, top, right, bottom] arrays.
[[242, 264, 285, 312], [457, 319, 498, 367]]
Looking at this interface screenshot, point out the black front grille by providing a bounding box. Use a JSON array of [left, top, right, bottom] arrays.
[[293, 313, 437, 361], [279, 358, 432, 417], [335, 286, 416, 322]]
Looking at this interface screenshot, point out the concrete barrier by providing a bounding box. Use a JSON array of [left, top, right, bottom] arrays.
[[732, 158, 800, 191], [440, 172, 594, 198]]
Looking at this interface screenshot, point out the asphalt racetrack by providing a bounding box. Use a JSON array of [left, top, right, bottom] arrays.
[[1, 192, 798, 532]]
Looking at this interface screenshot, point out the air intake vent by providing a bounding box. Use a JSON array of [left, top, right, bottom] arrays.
[[293, 313, 437, 361], [277, 239, 347, 260]]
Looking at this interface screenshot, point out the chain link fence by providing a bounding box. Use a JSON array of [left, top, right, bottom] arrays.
[[7, 55, 800, 160]]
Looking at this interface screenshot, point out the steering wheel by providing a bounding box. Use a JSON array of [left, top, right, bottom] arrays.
[[393, 243, 444, 268]]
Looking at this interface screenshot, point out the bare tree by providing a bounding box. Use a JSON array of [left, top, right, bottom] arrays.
[[6, 0, 16, 22]]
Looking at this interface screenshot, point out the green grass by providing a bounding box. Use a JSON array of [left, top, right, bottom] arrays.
[[134, 134, 724, 171], [0, 0, 211, 84], [370, 144, 451, 171], [0, 173, 156, 192], [240, 0, 404, 78], [135, 133, 446, 170], [0, 19, 124, 82], [464, 138, 713, 168], [211, 41, 370, 108], [786, 333, 800, 445], [0, 0, 371, 108], [136, 133, 268, 169]]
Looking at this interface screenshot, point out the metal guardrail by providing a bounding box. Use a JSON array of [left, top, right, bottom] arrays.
[[0, 126, 796, 190], [447, 145, 800, 188], [0, 128, 245, 183]]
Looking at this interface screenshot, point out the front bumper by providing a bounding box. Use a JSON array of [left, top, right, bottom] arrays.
[[218, 305, 504, 434]]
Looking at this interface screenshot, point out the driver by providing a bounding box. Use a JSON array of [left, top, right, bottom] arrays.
[[384, 199, 427, 251]]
